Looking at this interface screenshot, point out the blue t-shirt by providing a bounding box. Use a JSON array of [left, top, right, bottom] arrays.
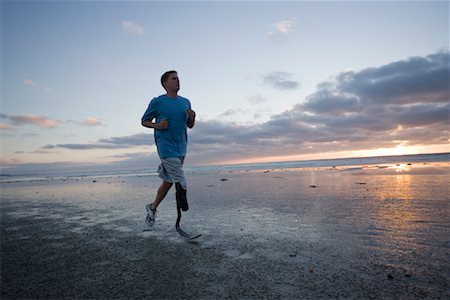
[[142, 94, 192, 158]]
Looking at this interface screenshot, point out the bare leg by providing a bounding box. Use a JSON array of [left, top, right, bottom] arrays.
[[151, 181, 173, 210]]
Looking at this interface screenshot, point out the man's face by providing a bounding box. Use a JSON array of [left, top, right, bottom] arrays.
[[165, 73, 180, 93]]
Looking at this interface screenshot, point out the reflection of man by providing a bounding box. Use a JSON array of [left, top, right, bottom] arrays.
[[141, 70, 196, 226]]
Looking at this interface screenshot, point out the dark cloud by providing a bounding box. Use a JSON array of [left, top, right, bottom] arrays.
[[44, 133, 150, 150], [293, 52, 449, 140], [393, 103, 449, 127], [262, 71, 300, 90], [337, 52, 449, 105], [97, 133, 150, 146], [49, 143, 129, 150]]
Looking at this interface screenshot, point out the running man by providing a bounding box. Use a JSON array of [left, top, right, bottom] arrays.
[[141, 70, 196, 226]]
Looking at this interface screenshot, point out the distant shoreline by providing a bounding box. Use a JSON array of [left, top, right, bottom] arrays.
[[190, 152, 450, 172], [1, 152, 449, 180]]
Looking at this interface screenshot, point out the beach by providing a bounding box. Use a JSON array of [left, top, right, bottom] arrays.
[[1, 162, 449, 299]]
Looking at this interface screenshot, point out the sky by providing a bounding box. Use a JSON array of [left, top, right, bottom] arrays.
[[1, 0, 449, 175]]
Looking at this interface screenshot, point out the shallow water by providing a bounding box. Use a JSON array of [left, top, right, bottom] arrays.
[[1, 163, 449, 298]]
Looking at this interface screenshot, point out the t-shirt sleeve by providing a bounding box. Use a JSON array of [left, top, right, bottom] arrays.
[[187, 99, 192, 110], [141, 98, 158, 122]]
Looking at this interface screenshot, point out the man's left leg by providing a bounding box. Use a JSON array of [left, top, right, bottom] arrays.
[[171, 157, 188, 212], [158, 156, 189, 211]]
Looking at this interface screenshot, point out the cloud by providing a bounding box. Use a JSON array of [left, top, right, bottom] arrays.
[[42, 143, 129, 150], [107, 152, 149, 159], [218, 108, 251, 118], [23, 79, 36, 86], [43, 133, 150, 150], [335, 52, 449, 105], [302, 52, 449, 114], [0, 123, 12, 130], [248, 93, 267, 104], [262, 72, 300, 90], [30, 149, 60, 154], [97, 133, 150, 146], [81, 117, 103, 126], [0, 114, 62, 128], [268, 17, 298, 36], [122, 21, 145, 35], [23, 78, 50, 93], [44, 143, 128, 150]]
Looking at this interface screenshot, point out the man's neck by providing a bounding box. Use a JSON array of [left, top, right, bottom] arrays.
[[166, 92, 178, 99]]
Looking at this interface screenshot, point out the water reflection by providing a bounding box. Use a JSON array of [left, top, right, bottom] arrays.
[[375, 174, 414, 201], [364, 172, 448, 257]]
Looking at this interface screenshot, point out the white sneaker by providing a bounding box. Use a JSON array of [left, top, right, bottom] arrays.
[[145, 204, 157, 226]]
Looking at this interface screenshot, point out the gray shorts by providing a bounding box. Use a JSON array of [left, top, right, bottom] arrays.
[[157, 157, 187, 189]]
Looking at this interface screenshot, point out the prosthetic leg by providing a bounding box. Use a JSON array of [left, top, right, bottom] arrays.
[[175, 183, 200, 239], [175, 182, 189, 211]]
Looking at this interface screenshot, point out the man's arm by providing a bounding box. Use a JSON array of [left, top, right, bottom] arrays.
[[187, 109, 196, 129], [142, 119, 168, 130]]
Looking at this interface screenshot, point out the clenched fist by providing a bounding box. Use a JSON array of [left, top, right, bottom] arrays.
[[156, 119, 168, 130]]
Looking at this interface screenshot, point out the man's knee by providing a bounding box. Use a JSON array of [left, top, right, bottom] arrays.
[[161, 181, 173, 190]]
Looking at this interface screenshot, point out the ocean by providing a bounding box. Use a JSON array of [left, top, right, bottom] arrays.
[[191, 152, 450, 173], [1, 152, 448, 183]]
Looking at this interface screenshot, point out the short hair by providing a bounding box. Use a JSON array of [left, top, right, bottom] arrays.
[[161, 70, 177, 89]]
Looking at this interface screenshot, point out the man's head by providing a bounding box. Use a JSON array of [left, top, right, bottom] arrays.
[[161, 70, 180, 93]]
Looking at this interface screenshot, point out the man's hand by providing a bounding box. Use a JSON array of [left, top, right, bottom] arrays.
[[187, 109, 196, 120], [156, 119, 168, 130], [186, 109, 196, 129]]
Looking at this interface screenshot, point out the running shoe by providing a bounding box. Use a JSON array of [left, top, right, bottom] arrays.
[[145, 204, 157, 226]]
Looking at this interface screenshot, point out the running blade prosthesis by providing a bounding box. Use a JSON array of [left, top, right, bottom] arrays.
[[175, 184, 200, 239]]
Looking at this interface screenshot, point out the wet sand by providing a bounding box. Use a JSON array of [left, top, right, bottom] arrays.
[[1, 162, 449, 299]]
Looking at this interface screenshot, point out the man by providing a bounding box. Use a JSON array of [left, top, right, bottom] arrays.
[[141, 70, 196, 226]]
